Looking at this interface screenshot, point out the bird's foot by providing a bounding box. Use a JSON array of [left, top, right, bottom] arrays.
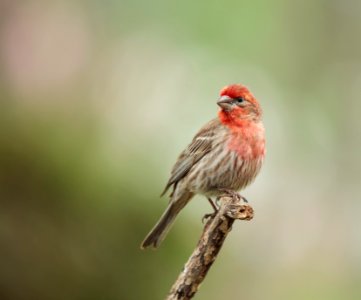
[[202, 197, 218, 223], [217, 188, 248, 203], [202, 211, 217, 223], [202, 191, 249, 223]]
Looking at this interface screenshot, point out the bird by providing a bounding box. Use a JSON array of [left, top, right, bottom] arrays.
[[141, 83, 265, 249]]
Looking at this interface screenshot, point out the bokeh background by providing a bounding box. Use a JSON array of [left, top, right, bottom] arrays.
[[1, 0, 361, 299]]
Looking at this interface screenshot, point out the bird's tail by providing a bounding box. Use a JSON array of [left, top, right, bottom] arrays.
[[141, 193, 192, 249]]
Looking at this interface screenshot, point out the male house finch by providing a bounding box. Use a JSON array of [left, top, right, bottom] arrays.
[[141, 84, 265, 249]]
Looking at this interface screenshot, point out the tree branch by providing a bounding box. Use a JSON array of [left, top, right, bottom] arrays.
[[166, 194, 254, 300]]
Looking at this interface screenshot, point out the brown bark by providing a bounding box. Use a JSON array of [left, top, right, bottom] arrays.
[[166, 195, 254, 300]]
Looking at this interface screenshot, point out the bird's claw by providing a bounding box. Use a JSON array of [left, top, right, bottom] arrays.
[[202, 211, 217, 223]]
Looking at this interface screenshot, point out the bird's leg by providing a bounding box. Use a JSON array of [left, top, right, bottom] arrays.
[[207, 197, 218, 212], [215, 197, 221, 207], [202, 197, 218, 223]]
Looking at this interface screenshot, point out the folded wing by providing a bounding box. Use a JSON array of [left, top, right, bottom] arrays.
[[161, 118, 221, 196]]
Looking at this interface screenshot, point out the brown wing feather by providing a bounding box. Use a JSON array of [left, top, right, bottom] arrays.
[[161, 118, 221, 196]]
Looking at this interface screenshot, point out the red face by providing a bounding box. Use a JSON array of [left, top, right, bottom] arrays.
[[217, 84, 262, 120]]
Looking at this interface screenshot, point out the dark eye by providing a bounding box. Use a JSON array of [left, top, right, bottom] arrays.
[[235, 97, 245, 103]]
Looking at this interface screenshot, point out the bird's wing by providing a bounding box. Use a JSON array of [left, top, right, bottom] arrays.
[[161, 118, 221, 196]]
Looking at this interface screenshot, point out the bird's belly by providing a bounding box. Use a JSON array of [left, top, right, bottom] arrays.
[[186, 146, 263, 196]]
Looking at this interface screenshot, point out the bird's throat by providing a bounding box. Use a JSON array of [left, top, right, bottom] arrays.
[[218, 110, 265, 160]]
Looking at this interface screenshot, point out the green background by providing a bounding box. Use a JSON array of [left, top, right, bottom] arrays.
[[1, 0, 361, 299]]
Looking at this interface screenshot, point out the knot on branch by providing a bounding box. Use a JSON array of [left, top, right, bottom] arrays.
[[222, 195, 254, 221]]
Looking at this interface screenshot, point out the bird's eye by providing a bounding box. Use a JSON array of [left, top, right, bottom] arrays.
[[235, 97, 245, 103]]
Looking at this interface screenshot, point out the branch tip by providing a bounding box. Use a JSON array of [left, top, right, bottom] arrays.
[[166, 194, 254, 300]]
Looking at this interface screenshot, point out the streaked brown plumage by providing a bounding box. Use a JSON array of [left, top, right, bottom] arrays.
[[141, 84, 265, 249]]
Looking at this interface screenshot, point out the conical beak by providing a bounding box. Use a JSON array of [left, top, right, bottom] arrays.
[[217, 96, 233, 110]]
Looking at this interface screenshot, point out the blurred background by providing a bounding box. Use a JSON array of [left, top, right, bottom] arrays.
[[1, 0, 361, 299]]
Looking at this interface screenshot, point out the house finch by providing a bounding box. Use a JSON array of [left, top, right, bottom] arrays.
[[141, 84, 265, 249]]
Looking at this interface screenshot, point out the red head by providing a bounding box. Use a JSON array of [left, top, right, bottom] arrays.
[[217, 84, 262, 122]]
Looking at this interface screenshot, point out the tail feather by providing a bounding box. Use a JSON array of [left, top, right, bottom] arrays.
[[141, 193, 192, 249]]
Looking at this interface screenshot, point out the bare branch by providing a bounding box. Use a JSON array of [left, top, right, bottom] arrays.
[[166, 195, 254, 300]]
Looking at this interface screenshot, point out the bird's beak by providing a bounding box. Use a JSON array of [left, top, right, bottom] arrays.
[[217, 95, 233, 110]]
